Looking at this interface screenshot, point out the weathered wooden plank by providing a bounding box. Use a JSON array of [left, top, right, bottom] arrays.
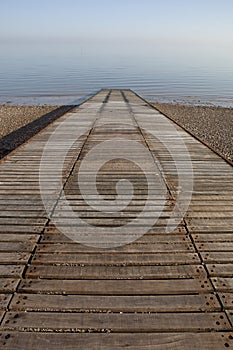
[[75, 204, 170, 214], [26, 264, 205, 280], [186, 212, 233, 218], [207, 264, 233, 277], [18, 279, 213, 295], [0, 332, 232, 350], [0, 201, 44, 207], [218, 293, 233, 309], [0, 252, 29, 264], [211, 277, 233, 292], [203, 252, 233, 263], [2, 311, 230, 332], [0, 195, 43, 201], [44, 224, 186, 236], [187, 218, 233, 226], [64, 184, 167, 190], [189, 201, 233, 206], [0, 310, 4, 324], [0, 205, 45, 211], [40, 233, 190, 244], [186, 195, 233, 201], [10, 293, 220, 312], [0, 211, 46, 218], [0, 226, 43, 233], [0, 234, 39, 242], [0, 279, 19, 293], [0, 190, 52, 195], [0, 218, 47, 225], [0, 186, 41, 190], [0, 294, 12, 309], [64, 194, 172, 200], [227, 308, 233, 324], [52, 217, 176, 227], [37, 242, 194, 253], [0, 242, 34, 252], [56, 200, 172, 208], [196, 242, 233, 251], [32, 252, 200, 266], [0, 265, 24, 277], [188, 226, 233, 233], [189, 206, 233, 211], [193, 233, 233, 242], [52, 211, 178, 219]]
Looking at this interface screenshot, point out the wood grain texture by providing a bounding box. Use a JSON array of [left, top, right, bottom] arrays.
[[0, 89, 232, 347], [0, 332, 232, 350]]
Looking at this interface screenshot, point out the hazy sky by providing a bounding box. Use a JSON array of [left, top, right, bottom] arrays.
[[1, 0, 233, 46]]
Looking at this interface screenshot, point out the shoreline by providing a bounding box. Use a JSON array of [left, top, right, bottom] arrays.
[[1, 94, 233, 109], [0, 103, 232, 164]]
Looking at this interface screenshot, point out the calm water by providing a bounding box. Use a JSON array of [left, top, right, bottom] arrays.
[[1, 40, 233, 107]]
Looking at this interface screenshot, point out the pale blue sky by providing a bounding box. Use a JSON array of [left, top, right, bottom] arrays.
[[1, 0, 233, 46]]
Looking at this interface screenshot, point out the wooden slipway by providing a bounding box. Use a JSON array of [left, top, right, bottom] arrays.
[[0, 89, 233, 349]]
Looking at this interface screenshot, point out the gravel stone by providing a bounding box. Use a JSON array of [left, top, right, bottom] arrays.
[[0, 105, 60, 138]]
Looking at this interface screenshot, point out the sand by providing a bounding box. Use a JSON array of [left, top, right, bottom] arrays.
[[152, 103, 233, 163]]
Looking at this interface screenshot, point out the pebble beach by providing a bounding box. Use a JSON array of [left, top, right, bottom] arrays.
[[0, 105, 60, 138]]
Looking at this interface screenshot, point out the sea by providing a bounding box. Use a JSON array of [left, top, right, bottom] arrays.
[[0, 40, 233, 107]]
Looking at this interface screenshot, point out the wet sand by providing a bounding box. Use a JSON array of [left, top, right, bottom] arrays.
[[152, 103, 233, 163]]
